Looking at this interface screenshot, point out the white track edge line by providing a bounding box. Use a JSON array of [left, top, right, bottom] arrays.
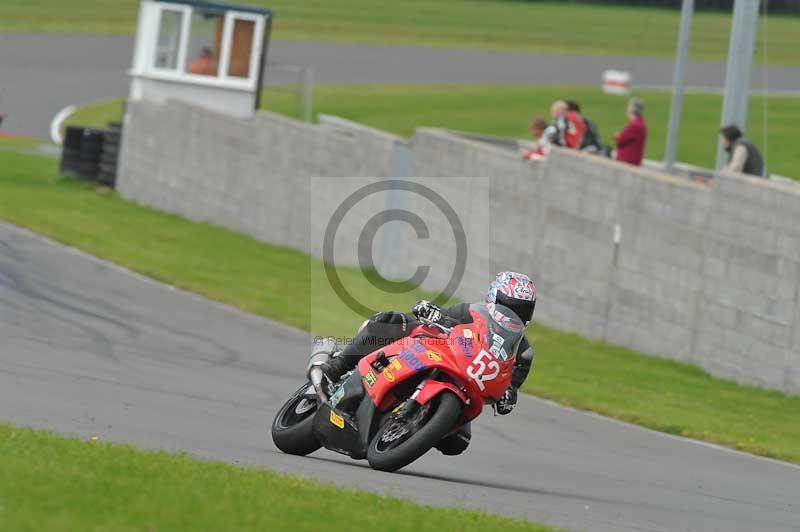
[[49, 104, 77, 145]]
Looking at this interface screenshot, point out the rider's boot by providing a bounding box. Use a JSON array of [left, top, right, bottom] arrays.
[[320, 355, 352, 384]]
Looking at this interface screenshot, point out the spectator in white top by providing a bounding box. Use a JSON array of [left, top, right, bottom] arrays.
[[522, 117, 555, 161]]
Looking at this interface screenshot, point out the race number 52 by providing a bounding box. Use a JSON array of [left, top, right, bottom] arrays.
[[466, 349, 500, 391]]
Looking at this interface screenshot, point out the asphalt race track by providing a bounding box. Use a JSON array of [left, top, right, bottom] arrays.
[[1, 222, 799, 532], [1, 33, 799, 138]]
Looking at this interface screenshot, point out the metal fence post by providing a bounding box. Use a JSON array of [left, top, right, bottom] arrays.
[[302, 67, 313, 124], [664, 0, 694, 171]]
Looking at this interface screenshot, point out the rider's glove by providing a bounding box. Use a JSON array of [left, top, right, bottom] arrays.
[[412, 300, 443, 324], [495, 387, 518, 415]]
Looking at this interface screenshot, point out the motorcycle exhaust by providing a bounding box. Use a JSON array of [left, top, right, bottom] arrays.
[[309, 367, 329, 403], [307, 336, 338, 403]]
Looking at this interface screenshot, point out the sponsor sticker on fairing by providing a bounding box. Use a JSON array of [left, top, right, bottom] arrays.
[[455, 336, 474, 358], [490, 333, 509, 361], [330, 386, 345, 408], [399, 349, 426, 372], [329, 411, 345, 429]]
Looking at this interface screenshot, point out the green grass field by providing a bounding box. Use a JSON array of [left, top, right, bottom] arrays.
[[0, 141, 798, 463], [0, 135, 48, 151], [0, 423, 556, 532], [0, 0, 797, 65], [64, 84, 799, 179]]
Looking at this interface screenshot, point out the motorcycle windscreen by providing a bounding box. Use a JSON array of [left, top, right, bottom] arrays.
[[468, 302, 524, 363]]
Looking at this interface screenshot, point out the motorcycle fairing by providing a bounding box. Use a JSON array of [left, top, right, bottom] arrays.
[[312, 373, 378, 460], [356, 306, 519, 420], [356, 336, 482, 419], [312, 402, 361, 457]]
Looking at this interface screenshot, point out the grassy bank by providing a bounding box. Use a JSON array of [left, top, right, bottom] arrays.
[[0, 1, 797, 65], [0, 423, 555, 532], [65, 85, 800, 179], [0, 142, 798, 463]]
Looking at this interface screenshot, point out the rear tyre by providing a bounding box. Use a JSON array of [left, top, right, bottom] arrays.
[[367, 391, 462, 472], [271, 383, 322, 456]]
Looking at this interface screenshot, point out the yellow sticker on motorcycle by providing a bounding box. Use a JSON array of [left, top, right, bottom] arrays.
[[382, 368, 395, 382], [427, 350, 442, 362], [390, 358, 402, 370], [329, 411, 345, 429]]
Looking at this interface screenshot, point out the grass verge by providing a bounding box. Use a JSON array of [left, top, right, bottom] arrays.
[[62, 98, 125, 134], [68, 84, 800, 179], [0, 134, 51, 151], [0, 142, 798, 463], [0, 1, 797, 65], [0, 423, 556, 532]]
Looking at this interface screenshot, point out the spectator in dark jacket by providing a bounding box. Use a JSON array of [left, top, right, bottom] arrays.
[[720, 125, 765, 177], [614, 98, 647, 166]]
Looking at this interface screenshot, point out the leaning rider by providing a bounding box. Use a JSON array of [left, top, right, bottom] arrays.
[[315, 271, 537, 456]]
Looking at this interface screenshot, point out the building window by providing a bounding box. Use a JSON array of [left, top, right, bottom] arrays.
[[153, 9, 183, 70], [227, 19, 256, 79], [185, 10, 224, 77]]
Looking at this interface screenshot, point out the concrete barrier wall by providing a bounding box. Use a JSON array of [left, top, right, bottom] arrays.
[[696, 175, 800, 391], [118, 100, 800, 394]]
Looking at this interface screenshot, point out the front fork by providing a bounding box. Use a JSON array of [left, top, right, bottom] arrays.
[[392, 370, 440, 420], [394, 370, 469, 420]]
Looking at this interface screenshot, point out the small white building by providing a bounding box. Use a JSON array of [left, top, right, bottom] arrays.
[[129, 0, 273, 117]]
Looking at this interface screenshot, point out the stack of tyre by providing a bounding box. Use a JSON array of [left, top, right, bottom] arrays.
[[97, 123, 122, 187], [59, 127, 84, 179], [59, 123, 122, 187], [78, 129, 105, 182]]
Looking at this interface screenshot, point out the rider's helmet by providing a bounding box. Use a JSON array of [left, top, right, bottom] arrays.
[[486, 272, 536, 325]]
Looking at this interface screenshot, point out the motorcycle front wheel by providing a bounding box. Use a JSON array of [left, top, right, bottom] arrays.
[[271, 383, 322, 456], [367, 391, 462, 472]]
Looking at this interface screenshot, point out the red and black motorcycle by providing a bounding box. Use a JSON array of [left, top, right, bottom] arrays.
[[271, 303, 524, 472]]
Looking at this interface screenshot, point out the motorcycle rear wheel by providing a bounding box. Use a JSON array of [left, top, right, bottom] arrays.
[[367, 391, 461, 472], [271, 383, 322, 456]]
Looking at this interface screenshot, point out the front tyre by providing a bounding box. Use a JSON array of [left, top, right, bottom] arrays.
[[271, 383, 322, 456], [367, 391, 462, 472]]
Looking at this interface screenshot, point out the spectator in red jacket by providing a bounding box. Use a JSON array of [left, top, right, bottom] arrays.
[[550, 100, 586, 150], [188, 47, 217, 76], [614, 98, 647, 166]]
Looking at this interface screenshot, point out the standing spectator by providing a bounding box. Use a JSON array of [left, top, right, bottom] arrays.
[[550, 99, 586, 150], [614, 98, 647, 166], [566, 100, 603, 154], [521, 117, 555, 161], [720, 125, 765, 177]]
